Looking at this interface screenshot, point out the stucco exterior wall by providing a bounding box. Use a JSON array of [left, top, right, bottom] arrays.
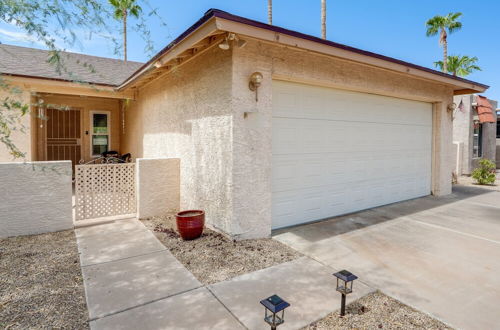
[[35, 94, 121, 163], [136, 158, 180, 219], [453, 95, 474, 174], [121, 47, 234, 234], [231, 40, 454, 238], [123, 39, 456, 240], [0, 161, 73, 238], [0, 89, 33, 162]]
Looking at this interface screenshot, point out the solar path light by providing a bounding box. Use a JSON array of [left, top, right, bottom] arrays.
[[260, 294, 290, 330], [333, 270, 358, 316]]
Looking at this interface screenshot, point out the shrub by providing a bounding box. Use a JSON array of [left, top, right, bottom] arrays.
[[471, 159, 497, 185]]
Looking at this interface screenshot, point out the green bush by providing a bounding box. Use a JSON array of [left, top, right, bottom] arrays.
[[471, 159, 497, 185]]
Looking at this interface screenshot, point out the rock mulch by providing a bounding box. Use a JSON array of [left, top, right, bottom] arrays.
[[141, 214, 302, 285], [0, 230, 88, 329], [304, 291, 452, 330], [457, 173, 499, 191]]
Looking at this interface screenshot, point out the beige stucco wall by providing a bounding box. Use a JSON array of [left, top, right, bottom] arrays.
[[123, 39, 455, 240], [0, 161, 73, 238], [0, 88, 33, 162], [121, 46, 234, 234], [230, 40, 454, 238], [36, 94, 121, 163], [136, 158, 180, 219]]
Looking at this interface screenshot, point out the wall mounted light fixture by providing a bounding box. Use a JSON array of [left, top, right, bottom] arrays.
[[447, 102, 457, 113], [219, 33, 247, 50], [249, 72, 264, 101]]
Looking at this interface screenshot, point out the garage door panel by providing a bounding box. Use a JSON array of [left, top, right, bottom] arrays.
[[272, 80, 432, 229], [273, 83, 432, 126]]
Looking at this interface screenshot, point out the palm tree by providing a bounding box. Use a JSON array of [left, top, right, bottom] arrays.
[[268, 0, 272, 25], [321, 0, 327, 39], [425, 12, 462, 74], [108, 0, 142, 62], [434, 55, 481, 77]]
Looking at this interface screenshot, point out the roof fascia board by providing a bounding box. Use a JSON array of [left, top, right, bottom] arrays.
[[6, 76, 134, 99], [215, 17, 487, 93], [118, 17, 219, 90]]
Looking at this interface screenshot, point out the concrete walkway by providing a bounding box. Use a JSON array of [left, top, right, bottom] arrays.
[[274, 185, 500, 330], [75, 219, 243, 329], [76, 218, 372, 329]]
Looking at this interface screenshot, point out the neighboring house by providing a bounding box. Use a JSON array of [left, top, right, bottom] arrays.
[[497, 109, 500, 168], [0, 9, 488, 239], [453, 95, 497, 175]]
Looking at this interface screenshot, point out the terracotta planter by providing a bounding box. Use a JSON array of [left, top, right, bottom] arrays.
[[176, 210, 205, 240]]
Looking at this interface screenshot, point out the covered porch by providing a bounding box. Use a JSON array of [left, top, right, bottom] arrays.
[[32, 93, 126, 168]]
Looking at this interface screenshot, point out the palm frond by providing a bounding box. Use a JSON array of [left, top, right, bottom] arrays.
[[108, 0, 142, 20], [435, 55, 481, 76]]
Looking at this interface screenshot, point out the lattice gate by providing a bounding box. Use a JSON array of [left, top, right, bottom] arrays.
[[75, 163, 136, 220]]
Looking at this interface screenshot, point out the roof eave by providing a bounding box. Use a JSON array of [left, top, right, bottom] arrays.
[[3, 74, 134, 99], [118, 14, 220, 91], [211, 11, 488, 93], [118, 8, 488, 93]]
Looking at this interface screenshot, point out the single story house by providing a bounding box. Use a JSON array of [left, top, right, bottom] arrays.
[[497, 109, 500, 167], [0, 9, 488, 239], [452, 95, 497, 175]]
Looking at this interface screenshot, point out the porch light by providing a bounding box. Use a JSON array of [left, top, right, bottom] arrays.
[[260, 294, 290, 330], [219, 33, 247, 50], [218, 38, 230, 50], [333, 270, 358, 316], [249, 72, 264, 101], [447, 102, 457, 113]]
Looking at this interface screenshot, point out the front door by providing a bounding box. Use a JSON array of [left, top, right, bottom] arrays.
[[45, 108, 82, 169]]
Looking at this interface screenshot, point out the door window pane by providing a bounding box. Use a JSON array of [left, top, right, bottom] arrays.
[[93, 114, 108, 134], [91, 112, 109, 156], [92, 135, 108, 156]]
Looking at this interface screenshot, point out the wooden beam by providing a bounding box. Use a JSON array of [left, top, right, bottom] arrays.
[[119, 18, 220, 90], [135, 34, 226, 91]]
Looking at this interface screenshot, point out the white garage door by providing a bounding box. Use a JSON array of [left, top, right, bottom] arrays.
[[272, 80, 432, 229]]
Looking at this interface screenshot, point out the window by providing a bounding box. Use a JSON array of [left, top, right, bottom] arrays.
[[91, 111, 110, 157], [473, 121, 482, 158], [497, 111, 500, 138]]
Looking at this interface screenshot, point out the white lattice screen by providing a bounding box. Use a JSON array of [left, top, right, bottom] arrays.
[[75, 163, 136, 220]]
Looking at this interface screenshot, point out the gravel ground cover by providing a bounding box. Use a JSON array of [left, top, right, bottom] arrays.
[[304, 291, 452, 330], [0, 230, 88, 329], [141, 214, 302, 285], [457, 172, 499, 191]]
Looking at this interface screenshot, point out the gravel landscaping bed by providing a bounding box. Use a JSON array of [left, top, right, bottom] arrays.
[[304, 291, 452, 330], [141, 214, 302, 285], [0, 230, 88, 329], [457, 173, 499, 191]]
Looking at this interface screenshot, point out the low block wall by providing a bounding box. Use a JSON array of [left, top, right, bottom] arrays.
[[0, 161, 73, 238], [136, 158, 180, 219]]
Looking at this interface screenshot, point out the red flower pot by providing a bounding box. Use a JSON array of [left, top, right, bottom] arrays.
[[176, 210, 205, 240]]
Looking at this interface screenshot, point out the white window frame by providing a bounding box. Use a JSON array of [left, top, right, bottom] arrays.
[[90, 110, 111, 158], [472, 122, 482, 159]]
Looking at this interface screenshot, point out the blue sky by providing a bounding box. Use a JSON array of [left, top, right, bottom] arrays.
[[1, 0, 499, 101]]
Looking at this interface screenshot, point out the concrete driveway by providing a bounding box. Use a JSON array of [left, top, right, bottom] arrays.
[[274, 185, 500, 330]]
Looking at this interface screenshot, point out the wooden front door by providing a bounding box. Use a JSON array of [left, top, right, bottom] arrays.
[[46, 108, 82, 168]]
